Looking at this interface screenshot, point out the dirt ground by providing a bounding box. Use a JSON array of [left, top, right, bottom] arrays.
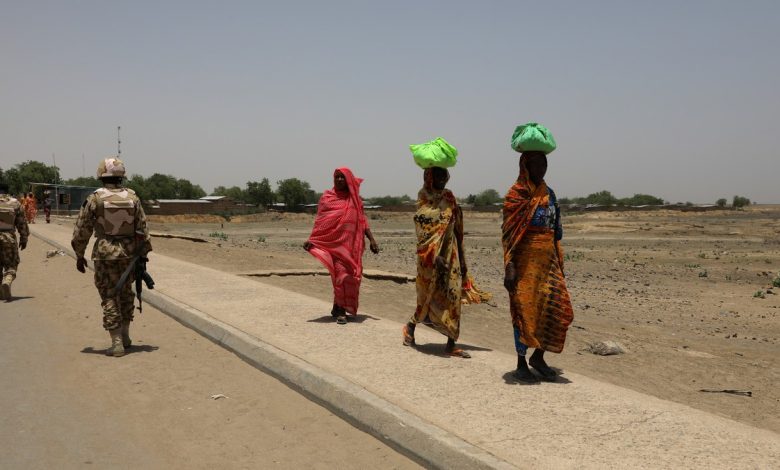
[[146, 207, 780, 433], [0, 238, 419, 469]]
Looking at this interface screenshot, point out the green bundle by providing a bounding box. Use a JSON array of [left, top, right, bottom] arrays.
[[410, 137, 458, 169], [511, 123, 556, 154]]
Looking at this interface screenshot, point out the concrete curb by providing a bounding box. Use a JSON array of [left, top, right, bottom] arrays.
[[32, 231, 516, 470]]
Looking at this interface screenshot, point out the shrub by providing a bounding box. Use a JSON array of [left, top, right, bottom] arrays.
[[732, 195, 751, 208], [208, 231, 228, 241]]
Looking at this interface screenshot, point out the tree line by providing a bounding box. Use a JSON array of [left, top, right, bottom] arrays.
[[0, 161, 754, 209], [0, 161, 321, 209]]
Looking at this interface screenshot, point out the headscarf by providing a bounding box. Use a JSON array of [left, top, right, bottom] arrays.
[[502, 155, 552, 266], [307, 167, 369, 280]]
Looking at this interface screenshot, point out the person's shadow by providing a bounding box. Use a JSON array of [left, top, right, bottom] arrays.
[[501, 369, 572, 385], [413, 342, 492, 357], [3, 296, 34, 302], [307, 314, 379, 324], [81, 345, 159, 355]]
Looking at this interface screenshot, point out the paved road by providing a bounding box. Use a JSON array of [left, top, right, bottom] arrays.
[[0, 237, 419, 469]]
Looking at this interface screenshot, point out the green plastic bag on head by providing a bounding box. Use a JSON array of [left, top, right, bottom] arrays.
[[511, 123, 556, 154], [410, 137, 458, 169]]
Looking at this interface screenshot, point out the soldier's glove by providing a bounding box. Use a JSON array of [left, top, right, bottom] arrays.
[[19, 241, 27, 251], [76, 256, 88, 273]]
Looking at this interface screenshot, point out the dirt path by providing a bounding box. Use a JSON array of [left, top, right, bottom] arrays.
[[144, 208, 780, 432], [0, 237, 419, 469]]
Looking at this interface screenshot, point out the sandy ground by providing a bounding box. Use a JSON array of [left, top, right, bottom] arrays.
[[142, 206, 780, 433], [0, 237, 420, 469]]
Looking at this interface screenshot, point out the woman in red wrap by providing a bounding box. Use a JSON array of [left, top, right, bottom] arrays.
[[304, 168, 379, 324]]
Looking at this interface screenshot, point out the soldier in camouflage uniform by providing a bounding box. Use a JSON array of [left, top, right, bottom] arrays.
[[72, 157, 152, 357], [0, 182, 29, 301]]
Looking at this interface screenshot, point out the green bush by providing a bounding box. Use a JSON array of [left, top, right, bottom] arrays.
[[716, 198, 727, 208], [208, 231, 228, 241], [732, 195, 751, 208]]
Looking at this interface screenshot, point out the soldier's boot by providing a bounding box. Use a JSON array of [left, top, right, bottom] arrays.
[[106, 328, 125, 357], [0, 279, 11, 301], [121, 320, 132, 348]]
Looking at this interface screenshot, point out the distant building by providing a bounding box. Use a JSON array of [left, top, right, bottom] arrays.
[[28, 182, 99, 215], [146, 196, 253, 215]]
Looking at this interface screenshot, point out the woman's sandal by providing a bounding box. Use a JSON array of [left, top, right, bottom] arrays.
[[445, 348, 471, 358], [336, 315, 347, 325], [402, 325, 415, 346]]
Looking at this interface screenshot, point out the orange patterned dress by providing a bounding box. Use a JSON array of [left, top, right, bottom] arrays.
[[24, 195, 38, 223], [411, 169, 491, 340], [502, 158, 573, 353]]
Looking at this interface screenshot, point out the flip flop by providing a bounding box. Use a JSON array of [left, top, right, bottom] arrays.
[[445, 348, 471, 358], [402, 325, 415, 346]]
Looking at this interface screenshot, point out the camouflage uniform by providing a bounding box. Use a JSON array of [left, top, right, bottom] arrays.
[[71, 183, 152, 331], [0, 194, 29, 299]]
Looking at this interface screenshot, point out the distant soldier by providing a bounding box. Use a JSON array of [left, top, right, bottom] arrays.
[[0, 182, 29, 301], [71, 157, 152, 357]]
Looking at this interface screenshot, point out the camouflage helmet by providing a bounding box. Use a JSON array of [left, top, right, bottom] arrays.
[[97, 157, 126, 179]]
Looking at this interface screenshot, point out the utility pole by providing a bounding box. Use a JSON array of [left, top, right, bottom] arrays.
[[52, 153, 59, 214]]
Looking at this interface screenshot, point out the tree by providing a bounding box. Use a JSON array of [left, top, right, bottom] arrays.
[[618, 194, 665, 206], [585, 190, 618, 206], [64, 176, 102, 187], [126, 175, 148, 200], [175, 178, 207, 199], [473, 189, 502, 206], [212, 185, 246, 201], [3, 160, 60, 195], [716, 198, 727, 208], [732, 195, 751, 208], [127, 173, 205, 200], [246, 178, 275, 206], [276, 178, 313, 210], [367, 195, 404, 206]]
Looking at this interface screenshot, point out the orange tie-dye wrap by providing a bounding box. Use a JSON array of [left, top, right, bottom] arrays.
[[502, 160, 573, 353]]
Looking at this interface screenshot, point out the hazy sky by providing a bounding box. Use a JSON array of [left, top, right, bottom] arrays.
[[1, 1, 778, 202]]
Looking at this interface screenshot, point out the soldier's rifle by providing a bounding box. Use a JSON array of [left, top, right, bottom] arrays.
[[111, 233, 155, 313]]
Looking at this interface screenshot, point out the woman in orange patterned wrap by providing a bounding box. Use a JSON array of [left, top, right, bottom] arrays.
[[503, 151, 573, 382], [402, 167, 491, 358]]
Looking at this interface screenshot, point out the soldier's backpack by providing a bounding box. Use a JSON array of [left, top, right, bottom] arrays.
[[95, 188, 137, 237], [0, 197, 20, 231]]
